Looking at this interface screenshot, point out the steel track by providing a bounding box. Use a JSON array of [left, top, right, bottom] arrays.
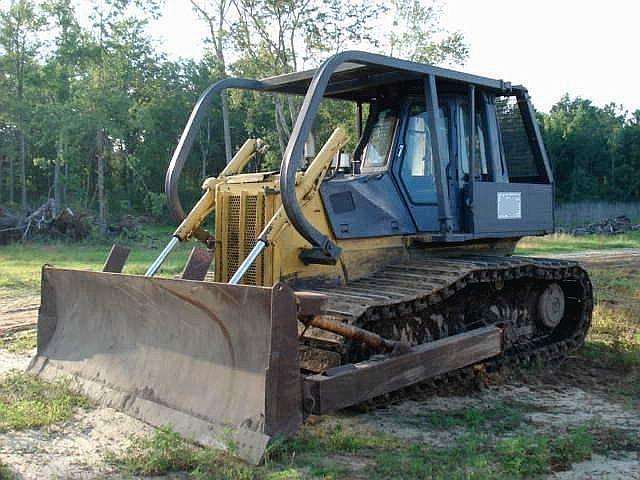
[[302, 254, 593, 407]]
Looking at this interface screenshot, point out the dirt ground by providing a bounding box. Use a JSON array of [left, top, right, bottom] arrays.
[[3, 348, 638, 479], [0, 250, 639, 479]]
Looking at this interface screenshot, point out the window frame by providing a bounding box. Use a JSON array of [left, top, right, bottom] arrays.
[[398, 101, 439, 205], [457, 98, 490, 182], [359, 106, 401, 174]]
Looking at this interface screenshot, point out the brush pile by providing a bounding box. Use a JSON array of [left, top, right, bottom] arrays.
[[0, 200, 92, 243], [570, 215, 640, 235]]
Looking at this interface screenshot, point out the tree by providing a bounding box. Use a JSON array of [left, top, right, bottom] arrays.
[[228, 0, 382, 155], [190, 0, 233, 164], [0, 0, 45, 211], [541, 96, 625, 202], [40, 0, 86, 213], [383, 0, 468, 65], [78, 0, 160, 231]]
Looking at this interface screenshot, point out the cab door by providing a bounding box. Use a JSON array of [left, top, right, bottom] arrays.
[[391, 102, 441, 232], [393, 100, 461, 233]]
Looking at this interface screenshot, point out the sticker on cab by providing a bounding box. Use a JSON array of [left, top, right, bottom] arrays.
[[497, 192, 521, 219]]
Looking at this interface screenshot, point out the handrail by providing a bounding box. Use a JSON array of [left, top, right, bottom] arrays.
[[280, 51, 436, 258], [165, 77, 266, 221]]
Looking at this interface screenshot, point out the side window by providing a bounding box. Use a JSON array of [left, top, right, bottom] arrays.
[[400, 104, 437, 204], [459, 103, 488, 179], [362, 108, 398, 169], [438, 105, 452, 177]]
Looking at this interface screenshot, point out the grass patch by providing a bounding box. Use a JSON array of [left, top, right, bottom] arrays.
[[109, 426, 271, 479], [358, 426, 595, 480], [0, 330, 37, 354], [516, 231, 640, 256], [109, 421, 605, 480], [580, 303, 640, 400], [0, 224, 190, 300], [591, 269, 639, 303], [0, 462, 14, 480], [403, 401, 535, 434], [495, 427, 593, 476], [583, 305, 640, 371], [0, 371, 89, 432]]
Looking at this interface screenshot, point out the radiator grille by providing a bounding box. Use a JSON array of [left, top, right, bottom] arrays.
[[222, 193, 266, 285], [226, 195, 241, 281], [244, 196, 259, 285]]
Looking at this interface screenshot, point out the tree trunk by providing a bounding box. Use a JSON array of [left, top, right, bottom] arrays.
[[9, 153, 14, 204], [274, 106, 286, 158], [96, 128, 107, 234], [275, 96, 291, 141], [63, 160, 68, 206], [221, 92, 232, 164], [53, 131, 63, 216], [18, 129, 27, 211], [200, 118, 211, 178], [286, 95, 299, 127]]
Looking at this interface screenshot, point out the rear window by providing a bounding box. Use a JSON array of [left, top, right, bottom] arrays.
[[495, 96, 541, 181]]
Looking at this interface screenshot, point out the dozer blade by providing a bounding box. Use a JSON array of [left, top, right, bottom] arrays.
[[28, 266, 302, 464]]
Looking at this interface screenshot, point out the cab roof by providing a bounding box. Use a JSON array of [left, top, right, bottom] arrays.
[[258, 53, 523, 102]]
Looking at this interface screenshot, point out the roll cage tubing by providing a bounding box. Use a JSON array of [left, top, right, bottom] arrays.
[[165, 51, 553, 259]]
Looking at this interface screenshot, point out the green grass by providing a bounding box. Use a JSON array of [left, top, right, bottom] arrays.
[[108, 422, 605, 480], [107, 427, 263, 480], [0, 462, 13, 480], [402, 401, 537, 434], [0, 371, 90, 432], [0, 330, 37, 354], [580, 303, 640, 400], [0, 225, 191, 299], [516, 231, 640, 255]]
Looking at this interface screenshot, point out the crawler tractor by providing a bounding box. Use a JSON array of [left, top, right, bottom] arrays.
[[29, 52, 593, 463]]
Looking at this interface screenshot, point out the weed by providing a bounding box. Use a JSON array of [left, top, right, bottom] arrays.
[[0, 330, 37, 354], [0, 462, 14, 480], [409, 401, 533, 434], [108, 426, 258, 479], [0, 371, 89, 431]]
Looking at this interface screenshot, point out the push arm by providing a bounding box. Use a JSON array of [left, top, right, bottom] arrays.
[[229, 128, 348, 284], [173, 139, 266, 243], [145, 139, 265, 277]]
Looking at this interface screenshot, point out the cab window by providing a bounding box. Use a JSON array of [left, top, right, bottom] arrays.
[[400, 104, 437, 204], [362, 108, 398, 169], [459, 103, 488, 179]]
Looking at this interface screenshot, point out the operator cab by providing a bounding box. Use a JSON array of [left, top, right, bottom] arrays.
[[320, 80, 553, 242]]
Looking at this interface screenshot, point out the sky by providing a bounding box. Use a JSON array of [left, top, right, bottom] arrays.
[[148, 0, 640, 113]]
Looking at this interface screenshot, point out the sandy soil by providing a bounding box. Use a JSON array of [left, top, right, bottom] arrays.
[[550, 453, 640, 479], [0, 407, 156, 480], [0, 350, 32, 376], [1, 345, 639, 479], [354, 382, 640, 445]]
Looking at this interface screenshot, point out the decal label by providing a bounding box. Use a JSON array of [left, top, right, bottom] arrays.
[[497, 192, 522, 219]]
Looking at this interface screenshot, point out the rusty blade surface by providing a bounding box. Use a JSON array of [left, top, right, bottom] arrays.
[[29, 267, 301, 464]]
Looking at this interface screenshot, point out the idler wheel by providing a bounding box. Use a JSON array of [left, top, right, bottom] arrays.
[[537, 283, 565, 329]]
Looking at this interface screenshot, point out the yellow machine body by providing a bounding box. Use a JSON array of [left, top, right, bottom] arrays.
[[212, 172, 407, 286]]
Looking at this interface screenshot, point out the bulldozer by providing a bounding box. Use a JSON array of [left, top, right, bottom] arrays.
[[28, 51, 593, 464]]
